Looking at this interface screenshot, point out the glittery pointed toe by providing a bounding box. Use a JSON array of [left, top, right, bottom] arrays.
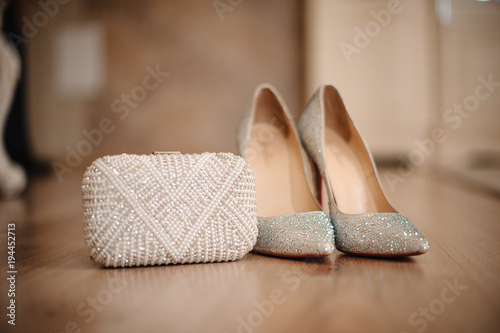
[[254, 212, 334, 257], [237, 84, 335, 258], [298, 84, 429, 257], [334, 213, 429, 256]]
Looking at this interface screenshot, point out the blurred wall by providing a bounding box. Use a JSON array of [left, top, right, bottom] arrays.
[[432, 0, 500, 193], [305, 0, 439, 159], [436, 0, 500, 164], [21, 0, 500, 186], [23, 0, 303, 178]]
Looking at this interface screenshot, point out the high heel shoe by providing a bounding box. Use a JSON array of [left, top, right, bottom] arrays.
[[298, 84, 429, 256], [237, 84, 334, 257]]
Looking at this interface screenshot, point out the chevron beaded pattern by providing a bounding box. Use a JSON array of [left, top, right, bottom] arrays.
[[82, 152, 258, 267]]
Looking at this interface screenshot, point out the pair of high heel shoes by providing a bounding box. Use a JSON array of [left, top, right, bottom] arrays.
[[238, 84, 429, 258]]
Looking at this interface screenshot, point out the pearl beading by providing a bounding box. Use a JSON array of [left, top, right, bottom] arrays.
[[82, 152, 258, 267]]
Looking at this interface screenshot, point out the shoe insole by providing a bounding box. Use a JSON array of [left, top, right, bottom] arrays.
[[248, 123, 319, 217], [323, 128, 379, 215]]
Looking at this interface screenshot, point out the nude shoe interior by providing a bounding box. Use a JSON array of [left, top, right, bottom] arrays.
[[322, 86, 394, 215], [247, 88, 320, 217]]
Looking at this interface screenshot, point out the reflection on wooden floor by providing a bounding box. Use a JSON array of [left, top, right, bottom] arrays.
[[0, 167, 499, 333]]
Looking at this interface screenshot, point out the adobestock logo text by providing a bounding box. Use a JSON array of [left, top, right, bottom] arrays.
[[52, 65, 169, 182], [7, 0, 71, 48], [340, 0, 408, 63]]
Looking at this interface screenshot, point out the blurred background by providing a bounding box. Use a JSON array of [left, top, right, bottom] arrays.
[[1, 0, 500, 194]]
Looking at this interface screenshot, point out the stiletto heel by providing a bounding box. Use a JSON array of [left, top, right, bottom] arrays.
[[237, 84, 334, 258], [298, 84, 429, 256]]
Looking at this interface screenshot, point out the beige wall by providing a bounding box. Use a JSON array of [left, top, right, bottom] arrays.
[[304, 0, 500, 166], [23, 0, 500, 184], [436, 0, 500, 161], [25, 0, 303, 177], [305, 0, 439, 159]]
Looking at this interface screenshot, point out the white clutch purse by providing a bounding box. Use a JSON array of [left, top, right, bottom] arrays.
[[82, 152, 258, 267]]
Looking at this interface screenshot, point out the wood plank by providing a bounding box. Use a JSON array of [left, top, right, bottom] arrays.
[[0, 167, 499, 333]]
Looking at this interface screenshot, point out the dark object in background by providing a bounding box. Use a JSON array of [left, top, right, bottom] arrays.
[[2, 0, 32, 171]]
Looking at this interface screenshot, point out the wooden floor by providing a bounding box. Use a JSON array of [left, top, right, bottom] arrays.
[[1, 166, 499, 333]]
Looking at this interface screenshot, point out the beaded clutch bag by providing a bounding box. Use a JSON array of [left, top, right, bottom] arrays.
[[82, 152, 258, 267]]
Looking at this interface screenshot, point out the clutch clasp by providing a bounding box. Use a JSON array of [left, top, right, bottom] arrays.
[[152, 151, 181, 155]]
